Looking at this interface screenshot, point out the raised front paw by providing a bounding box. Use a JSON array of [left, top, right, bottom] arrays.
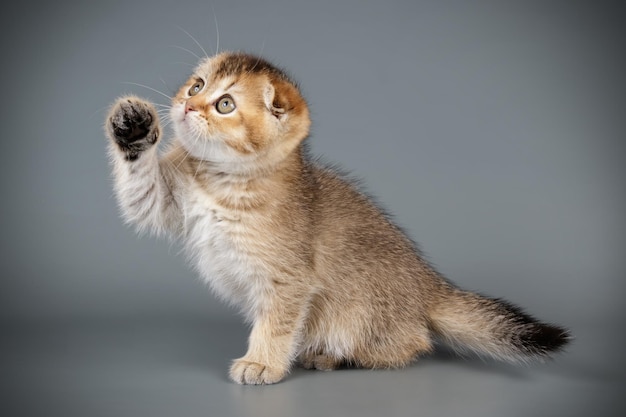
[[229, 358, 287, 385], [107, 97, 160, 156]]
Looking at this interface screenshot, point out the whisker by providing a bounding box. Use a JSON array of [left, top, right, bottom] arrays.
[[211, 4, 220, 54], [122, 82, 172, 101], [237, 55, 262, 86], [89, 105, 110, 120], [170, 61, 196, 69], [237, 41, 268, 85], [157, 114, 173, 124], [257, 38, 266, 60], [159, 76, 176, 93], [161, 122, 173, 133], [167, 138, 189, 175], [172, 147, 191, 173], [169, 44, 202, 61], [171, 126, 201, 174], [246, 40, 266, 79], [177, 26, 210, 59]]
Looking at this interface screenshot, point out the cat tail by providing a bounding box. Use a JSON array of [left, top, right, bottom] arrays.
[[428, 286, 571, 363]]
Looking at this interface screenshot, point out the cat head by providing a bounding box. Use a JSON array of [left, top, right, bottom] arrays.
[[171, 52, 310, 173]]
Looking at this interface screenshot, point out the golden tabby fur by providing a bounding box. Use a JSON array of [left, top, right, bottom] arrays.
[[105, 52, 569, 384]]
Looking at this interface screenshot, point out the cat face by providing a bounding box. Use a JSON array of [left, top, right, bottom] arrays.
[[171, 52, 311, 171]]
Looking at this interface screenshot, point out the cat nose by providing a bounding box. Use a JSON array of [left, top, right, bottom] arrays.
[[185, 103, 196, 114]]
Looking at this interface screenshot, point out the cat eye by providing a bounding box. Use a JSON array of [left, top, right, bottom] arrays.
[[188, 79, 205, 96], [215, 95, 236, 114]]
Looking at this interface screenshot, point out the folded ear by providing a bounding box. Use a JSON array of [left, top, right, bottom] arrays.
[[262, 75, 311, 143], [264, 77, 307, 120], [263, 83, 285, 119]]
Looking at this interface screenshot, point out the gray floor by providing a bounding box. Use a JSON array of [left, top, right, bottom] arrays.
[[3, 316, 624, 417], [2, 1, 625, 416]]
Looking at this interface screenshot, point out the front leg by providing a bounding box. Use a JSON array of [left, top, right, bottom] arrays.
[[105, 96, 179, 234], [230, 294, 309, 385]]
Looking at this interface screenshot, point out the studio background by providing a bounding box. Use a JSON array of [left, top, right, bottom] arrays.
[[1, 1, 624, 416]]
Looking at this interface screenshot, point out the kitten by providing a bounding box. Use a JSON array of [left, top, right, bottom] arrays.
[[105, 51, 570, 385]]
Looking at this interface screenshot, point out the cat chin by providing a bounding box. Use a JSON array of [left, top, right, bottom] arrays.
[[174, 131, 254, 169], [178, 134, 225, 159]]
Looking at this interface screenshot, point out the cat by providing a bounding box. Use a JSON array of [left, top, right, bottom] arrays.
[[105, 51, 570, 385]]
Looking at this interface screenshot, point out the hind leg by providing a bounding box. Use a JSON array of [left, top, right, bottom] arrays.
[[351, 328, 434, 369], [299, 350, 344, 371]]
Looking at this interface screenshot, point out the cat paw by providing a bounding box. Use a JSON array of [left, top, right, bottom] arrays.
[[229, 358, 286, 385], [107, 97, 160, 154]]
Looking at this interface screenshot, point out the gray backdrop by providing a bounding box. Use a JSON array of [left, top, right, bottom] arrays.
[[2, 1, 624, 416]]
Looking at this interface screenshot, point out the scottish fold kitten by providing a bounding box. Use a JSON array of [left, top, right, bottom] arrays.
[[105, 52, 569, 384]]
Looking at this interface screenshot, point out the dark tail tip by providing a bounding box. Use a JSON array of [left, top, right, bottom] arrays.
[[492, 297, 572, 358], [522, 323, 572, 356]]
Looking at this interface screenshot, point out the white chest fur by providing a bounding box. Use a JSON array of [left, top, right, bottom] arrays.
[[181, 184, 271, 319]]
